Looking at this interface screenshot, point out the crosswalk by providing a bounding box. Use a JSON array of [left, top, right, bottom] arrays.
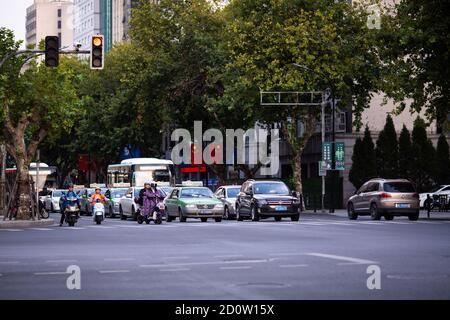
[[1, 217, 449, 232]]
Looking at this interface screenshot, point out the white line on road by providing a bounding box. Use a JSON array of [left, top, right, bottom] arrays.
[[87, 225, 116, 229], [103, 258, 135, 262], [34, 272, 67, 275], [46, 259, 78, 264], [220, 266, 252, 270], [214, 254, 244, 258], [61, 227, 85, 230], [160, 268, 191, 272], [162, 256, 190, 260], [30, 228, 55, 231], [0, 229, 24, 232], [140, 259, 269, 268], [0, 261, 20, 264], [279, 264, 308, 268], [98, 270, 130, 274], [115, 225, 144, 229], [307, 253, 377, 265], [268, 253, 302, 257]]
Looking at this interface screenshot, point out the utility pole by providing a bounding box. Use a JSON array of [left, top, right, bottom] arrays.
[[0, 144, 6, 217]]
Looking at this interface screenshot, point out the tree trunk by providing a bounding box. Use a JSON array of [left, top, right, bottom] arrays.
[[292, 151, 303, 194], [16, 157, 31, 220]]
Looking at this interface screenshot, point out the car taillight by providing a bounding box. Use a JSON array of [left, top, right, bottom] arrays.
[[379, 192, 392, 199], [412, 193, 419, 199]]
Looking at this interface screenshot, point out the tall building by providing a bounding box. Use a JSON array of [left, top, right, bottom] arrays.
[[25, 0, 74, 49], [73, 0, 101, 50]]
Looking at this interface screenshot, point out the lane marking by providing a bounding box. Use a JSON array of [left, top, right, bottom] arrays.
[[99, 270, 130, 274], [46, 259, 77, 263], [0, 229, 24, 232], [215, 254, 244, 258], [0, 261, 20, 264], [162, 256, 190, 260], [220, 266, 252, 270], [103, 258, 135, 262], [30, 228, 54, 231], [115, 225, 144, 229], [87, 225, 116, 229], [61, 227, 85, 230], [279, 264, 308, 268], [307, 253, 377, 265], [160, 268, 191, 272], [268, 253, 302, 257], [140, 259, 268, 268], [34, 272, 67, 275]]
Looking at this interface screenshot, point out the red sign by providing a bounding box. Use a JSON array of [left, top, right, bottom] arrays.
[[180, 165, 207, 173], [78, 154, 89, 172]]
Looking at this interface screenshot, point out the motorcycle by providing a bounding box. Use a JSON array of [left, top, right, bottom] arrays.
[[93, 199, 105, 225], [137, 198, 164, 225], [38, 198, 49, 219], [64, 197, 80, 227]]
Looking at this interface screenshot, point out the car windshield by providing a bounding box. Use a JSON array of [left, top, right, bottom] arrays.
[[226, 188, 240, 198], [112, 189, 127, 198], [383, 182, 415, 193], [254, 183, 290, 195], [52, 191, 63, 197], [180, 188, 213, 198]]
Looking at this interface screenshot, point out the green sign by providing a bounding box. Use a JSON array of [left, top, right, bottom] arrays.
[[335, 142, 345, 170], [322, 142, 332, 162], [322, 142, 345, 170]]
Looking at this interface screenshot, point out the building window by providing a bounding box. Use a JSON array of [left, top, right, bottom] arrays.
[[58, 20, 62, 29], [58, 9, 61, 17]]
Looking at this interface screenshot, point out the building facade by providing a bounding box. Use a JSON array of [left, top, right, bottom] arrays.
[[73, 0, 101, 50], [25, 0, 74, 49]]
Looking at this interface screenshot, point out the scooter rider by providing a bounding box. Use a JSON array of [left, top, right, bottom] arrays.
[[140, 182, 165, 218], [89, 187, 107, 204], [60, 185, 80, 226]]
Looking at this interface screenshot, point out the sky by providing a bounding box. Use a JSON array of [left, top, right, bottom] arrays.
[[0, 0, 34, 46]]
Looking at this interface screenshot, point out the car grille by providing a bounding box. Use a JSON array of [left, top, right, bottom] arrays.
[[196, 204, 215, 209], [267, 200, 292, 205]]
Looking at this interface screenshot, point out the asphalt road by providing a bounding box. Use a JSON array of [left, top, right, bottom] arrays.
[[1, 211, 450, 299]]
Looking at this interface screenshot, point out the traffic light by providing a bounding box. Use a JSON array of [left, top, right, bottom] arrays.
[[90, 35, 104, 70], [44, 36, 59, 67]]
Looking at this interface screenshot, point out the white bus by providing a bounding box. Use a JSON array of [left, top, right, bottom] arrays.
[[107, 158, 175, 188]]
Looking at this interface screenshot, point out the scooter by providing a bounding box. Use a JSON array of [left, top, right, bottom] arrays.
[[137, 200, 164, 225], [64, 197, 80, 227], [93, 199, 105, 225]]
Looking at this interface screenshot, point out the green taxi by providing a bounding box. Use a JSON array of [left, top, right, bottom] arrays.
[[165, 187, 224, 222]]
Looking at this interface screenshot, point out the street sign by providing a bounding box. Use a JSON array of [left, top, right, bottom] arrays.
[[319, 161, 327, 176], [335, 142, 345, 171]]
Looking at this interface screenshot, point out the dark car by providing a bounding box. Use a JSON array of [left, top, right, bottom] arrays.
[[236, 180, 300, 222]]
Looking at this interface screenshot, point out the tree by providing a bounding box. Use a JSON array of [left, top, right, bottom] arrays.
[[349, 126, 377, 189], [435, 134, 450, 185], [375, 114, 398, 178], [410, 117, 436, 192], [380, 0, 450, 129], [224, 0, 383, 194], [398, 124, 412, 179], [0, 28, 78, 219]]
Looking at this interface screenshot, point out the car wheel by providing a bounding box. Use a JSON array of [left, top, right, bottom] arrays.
[[179, 208, 186, 222], [384, 214, 394, 221], [236, 205, 243, 221], [215, 217, 222, 222], [51, 203, 54, 213], [201, 218, 208, 222], [274, 216, 282, 222], [119, 206, 126, 220], [370, 203, 381, 220], [109, 206, 115, 218], [223, 207, 229, 220], [408, 210, 419, 221], [251, 206, 260, 222], [131, 207, 137, 221], [291, 214, 300, 222], [166, 207, 173, 222], [137, 215, 144, 224], [347, 203, 358, 220]]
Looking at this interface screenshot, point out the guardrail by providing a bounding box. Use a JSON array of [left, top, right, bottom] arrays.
[[426, 194, 450, 218]]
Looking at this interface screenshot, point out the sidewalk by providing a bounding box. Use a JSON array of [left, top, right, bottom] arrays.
[[302, 209, 450, 220], [0, 217, 55, 229]]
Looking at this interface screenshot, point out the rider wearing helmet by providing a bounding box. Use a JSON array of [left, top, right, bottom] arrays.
[[89, 187, 107, 205], [60, 184, 80, 226]]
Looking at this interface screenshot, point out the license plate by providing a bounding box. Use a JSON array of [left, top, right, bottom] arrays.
[[200, 210, 212, 214], [395, 203, 410, 208], [274, 205, 287, 211]]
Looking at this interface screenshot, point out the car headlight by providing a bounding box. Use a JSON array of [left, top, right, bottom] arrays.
[[293, 197, 301, 204], [215, 204, 224, 209], [257, 199, 267, 205], [185, 204, 196, 209]]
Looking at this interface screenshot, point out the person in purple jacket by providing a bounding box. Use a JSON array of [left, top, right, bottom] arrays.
[[140, 182, 165, 218]]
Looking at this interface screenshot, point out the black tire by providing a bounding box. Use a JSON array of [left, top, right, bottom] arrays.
[[68, 221, 74, 227], [145, 219, 150, 224], [201, 217, 208, 222], [408, 211, 419, 221], [167, 214, 173, 222], [51, 203, 54, 213], [291, 214, 300, 222], [155, 218, 162, 225], [384, 214, 394, 221], [274, 216, 282, 222], [347, 203, 358, 220], [251, 206, 260, 222], [223, 207, 229, 220], [137, 215, 144, 224], [119, 206, 126, 220], [132, 207, 137, 221], [215, 217, 222, 222], [236, 205, 243, 221], [179, 208, 186, 222], [370, 203, 381, 220], [109, 206, 115, 218]]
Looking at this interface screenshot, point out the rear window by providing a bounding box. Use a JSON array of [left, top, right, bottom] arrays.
[[383, 182, 415, 193]]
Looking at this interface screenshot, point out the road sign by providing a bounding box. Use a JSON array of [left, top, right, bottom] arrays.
[[319, 161, 327, 176], [335, 142, 345, 170], [322, 142, 332, 162]]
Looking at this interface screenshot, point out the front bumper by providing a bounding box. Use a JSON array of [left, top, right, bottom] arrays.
[[258, 204, 300, 216], [183, 208, 223, 218]]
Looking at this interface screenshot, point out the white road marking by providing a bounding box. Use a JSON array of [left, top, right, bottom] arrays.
[[140, 259, 269, 268], [0, 261, 20, 264], [220, 266, 252, 270], [279, 264, 308, 268], [268, 253, 302, 257], [46, 259, 77, 263], [61, 227, 85, 230], [115, 225, 144, 228], [307, 253, 377, 265], [34, 272, 67, 275], [354, 221, 386, 225], [160, 268, 191, 272], [215, 254, 244, 258], [0, 229, 24, 232], [98, 270, 130, 274], [162, 256, 190, 260], [103, 258, 135, 262], [31, 228, 54, 231], [86, 225, 116, 229]]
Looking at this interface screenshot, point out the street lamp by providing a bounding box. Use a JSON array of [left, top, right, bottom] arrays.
[[291, 63, 337, 213]]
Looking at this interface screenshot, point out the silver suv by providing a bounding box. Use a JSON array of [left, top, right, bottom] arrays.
[[347, 178, 420, 221]]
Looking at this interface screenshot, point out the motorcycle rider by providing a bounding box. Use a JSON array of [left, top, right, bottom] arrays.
[[60, 185, 80, 226], [89, 187, 107, 204], [140, 182, 165, 219]]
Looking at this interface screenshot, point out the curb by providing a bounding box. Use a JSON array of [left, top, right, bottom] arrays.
[[0, 218, 55, 229]]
